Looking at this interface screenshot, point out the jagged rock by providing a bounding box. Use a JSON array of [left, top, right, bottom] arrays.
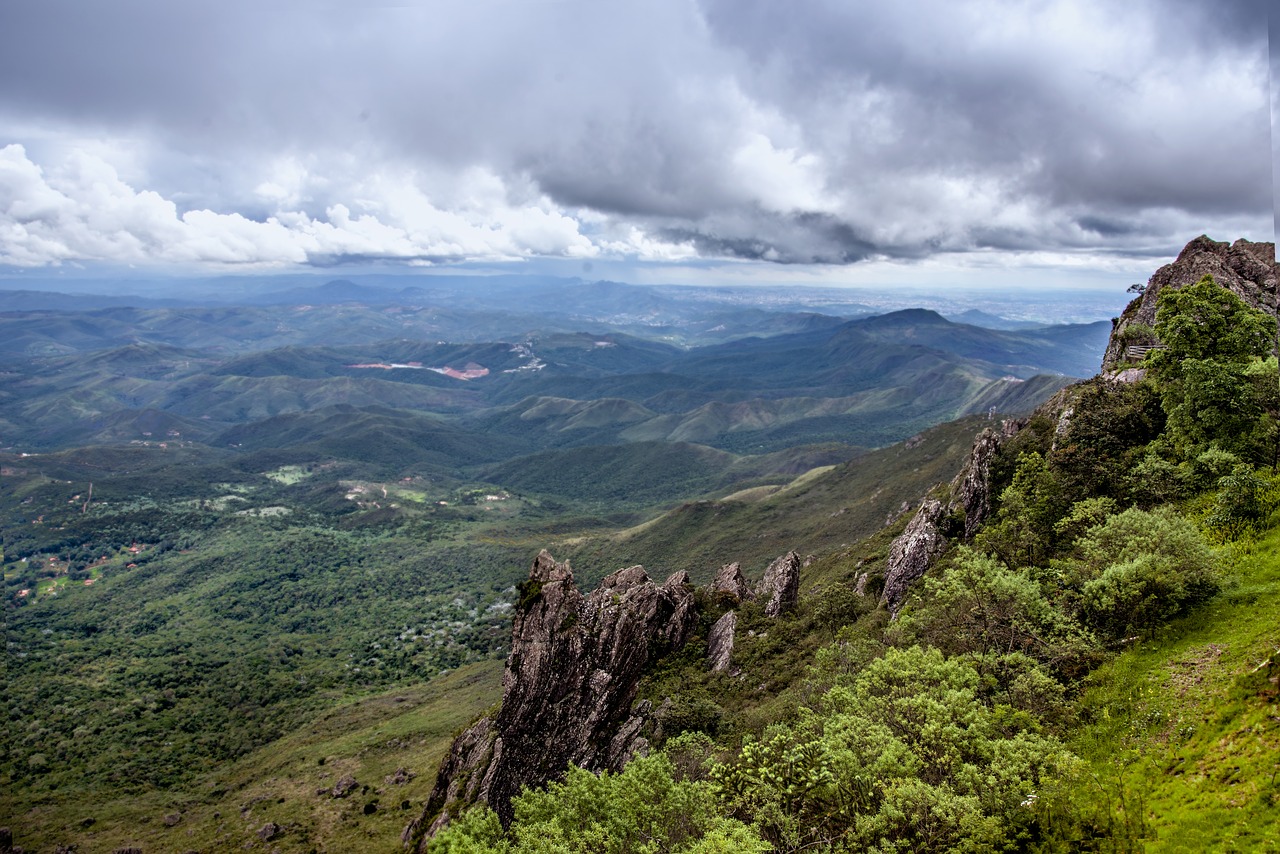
[[1108, 367, 1146, 384], [162, 812, 182, 827], [1102, 236, 1279, 372], [408, 550, 698, 845], [880, 499, 948, 614], [758, 551, 801, 617], [330, 775, 359, 798], [707, 611, 737, 673], [948, 418, 1023, 538], [256, 821, 282, 841], [853, 571, 870, 596], [709, 562, 755, 603]]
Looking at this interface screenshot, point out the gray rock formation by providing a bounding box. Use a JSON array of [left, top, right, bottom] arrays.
[[758, 551, 802, 617], [709, 562, 755, 604], [706, 610, 737, 673], [1102, 236, 1278, 372], [879, 499, 949, 614], [406, 550, 698, 847], [948, 418, 1023, 538]]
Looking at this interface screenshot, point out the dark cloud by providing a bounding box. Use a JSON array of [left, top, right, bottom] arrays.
[[0, 0, 1272, 271]]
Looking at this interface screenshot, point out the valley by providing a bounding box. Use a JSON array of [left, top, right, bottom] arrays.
[[3, 273, 1126, 851]]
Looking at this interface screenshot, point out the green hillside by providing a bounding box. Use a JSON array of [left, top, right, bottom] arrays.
[[410, 271, 1280, 853], [0, 287, 1122, 852]]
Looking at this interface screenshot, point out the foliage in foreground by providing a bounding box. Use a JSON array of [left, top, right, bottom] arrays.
[[430, 748, 769, 854]]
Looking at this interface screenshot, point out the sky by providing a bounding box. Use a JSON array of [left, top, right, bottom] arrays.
[[0, 0, 1276, 292]]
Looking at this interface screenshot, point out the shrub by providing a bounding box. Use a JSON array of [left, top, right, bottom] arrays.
[[1069, 507, 1218, 637]]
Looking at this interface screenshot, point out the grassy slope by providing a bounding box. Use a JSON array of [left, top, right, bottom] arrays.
[[4, 662, 502, 854], [562, 416, 985, 585], [1072, 528, 1280, 852]]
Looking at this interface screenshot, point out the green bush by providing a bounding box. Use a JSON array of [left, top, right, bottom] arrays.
[[1068, 506, 1218, 637], [711, 646, 1077, 852], [429, 753, 768, 854]]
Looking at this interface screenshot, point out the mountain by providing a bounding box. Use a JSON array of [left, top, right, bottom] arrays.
[[404, 236, 1280, 850], [2, 269, 1126, 851], [943, 308, 1041, 329]]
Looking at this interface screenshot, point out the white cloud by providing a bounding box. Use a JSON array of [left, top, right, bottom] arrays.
[[0, 144, 710, 268]]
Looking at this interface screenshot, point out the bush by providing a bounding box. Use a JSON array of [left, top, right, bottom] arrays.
[[712, 646, 1078, 852], [430, 753, 768, 854], [1069, 507, 1218, 638]]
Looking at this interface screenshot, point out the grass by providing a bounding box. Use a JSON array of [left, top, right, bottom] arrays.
[[1071, 527, 1280, 852], [3, 661, 503, 854]]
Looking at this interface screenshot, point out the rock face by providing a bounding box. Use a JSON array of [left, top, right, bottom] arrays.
[[706, 611, 738, 673], [758, 551, 802, 617], [709, 562, 755, 604], [949, 418, 1023, 538], [1102, 236, 1278, 372], [879, 498, 949, 614], [406, 550, 697, 847]]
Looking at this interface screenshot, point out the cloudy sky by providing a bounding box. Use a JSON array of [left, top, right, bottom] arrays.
[[0, 0, 1275, 290]]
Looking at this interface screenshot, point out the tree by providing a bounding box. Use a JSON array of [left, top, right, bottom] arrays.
[[1149, 275, 1274, 364], [1147, 275, 1276, 458], [975, 452, 1067, 568], [1066, 506, 1218, 638]]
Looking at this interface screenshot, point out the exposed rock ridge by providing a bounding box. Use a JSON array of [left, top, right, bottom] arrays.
[[758, 551, 802, 617], [1102, 236, 1278, 372], [880, 412, 1025, 614], [706, 610, 738, 673], [709, 562, 755, 603], [406, 550, 697, 846], [879, 498, 949, 614], [949, 417, 1025, 538]]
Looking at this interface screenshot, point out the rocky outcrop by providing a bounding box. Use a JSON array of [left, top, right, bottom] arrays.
[[880, 498, 949, 615], [876, 236, 1277, 614], [949, 418, 1023, 538], [407, 550, 697, 846], [707, 611, 738, 673], [759, 551, 801, 617], [709, 562, 755, 604], [1102, 236, 1278, 371]]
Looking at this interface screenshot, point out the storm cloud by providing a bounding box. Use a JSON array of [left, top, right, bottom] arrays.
[[0, 0, 1273, 274]]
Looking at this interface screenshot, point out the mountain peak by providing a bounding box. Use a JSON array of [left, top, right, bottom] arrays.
[[1101, 235, 1278, 371], [857, 308, 951, 327]]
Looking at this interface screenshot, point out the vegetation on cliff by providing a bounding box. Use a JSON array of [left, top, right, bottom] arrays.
[[427, 269, 1280, 853]]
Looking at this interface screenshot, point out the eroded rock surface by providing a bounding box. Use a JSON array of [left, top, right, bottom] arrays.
[[707, 610, 737, 673], [709, 562, 755, 604], [948, 418, 1022, 538], [880, 498, 948, 614], [758, 551, 801, 617], [407, 550, 697, 846]]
